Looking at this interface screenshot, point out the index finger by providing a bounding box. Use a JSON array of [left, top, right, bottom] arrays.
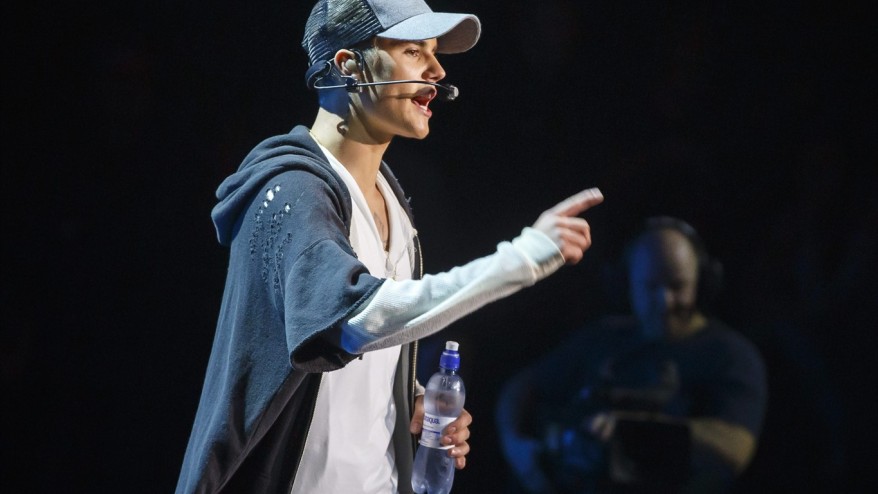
[[550, 187, 604, 217]]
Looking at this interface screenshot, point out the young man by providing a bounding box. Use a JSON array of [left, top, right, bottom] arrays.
[[176, 1, 604, 493], [496, 217, 767, 493]]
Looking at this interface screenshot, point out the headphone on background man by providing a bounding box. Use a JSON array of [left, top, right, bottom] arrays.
[[304, 49, 460, 101]]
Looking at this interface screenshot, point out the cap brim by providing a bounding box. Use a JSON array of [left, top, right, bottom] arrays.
[[377, 12, 481, 54]]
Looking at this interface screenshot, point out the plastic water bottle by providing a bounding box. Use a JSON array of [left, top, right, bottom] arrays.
[[411, 341, 466, 494]]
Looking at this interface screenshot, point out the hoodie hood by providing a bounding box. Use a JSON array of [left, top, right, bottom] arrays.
[[211, 126, 351, 246]]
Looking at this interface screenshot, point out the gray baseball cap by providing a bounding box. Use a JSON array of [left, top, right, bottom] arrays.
[[302, 0, 481, 66]]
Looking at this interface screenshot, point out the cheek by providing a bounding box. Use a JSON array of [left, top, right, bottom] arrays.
[[371, 53, 402, 82]]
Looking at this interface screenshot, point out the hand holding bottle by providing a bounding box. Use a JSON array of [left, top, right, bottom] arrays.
[[411, 341, 467, 494], [411, 397, 472, 469]]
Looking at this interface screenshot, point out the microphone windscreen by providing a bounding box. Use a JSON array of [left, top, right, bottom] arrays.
[[443, 84, 459, 101]]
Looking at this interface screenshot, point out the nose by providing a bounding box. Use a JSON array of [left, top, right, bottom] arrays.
[[425, 54, 446, 83]]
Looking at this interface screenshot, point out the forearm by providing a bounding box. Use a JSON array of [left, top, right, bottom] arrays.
[[601, 412, 756, 473], [689, 418, 757, 473], [341, 227, 564, 353]]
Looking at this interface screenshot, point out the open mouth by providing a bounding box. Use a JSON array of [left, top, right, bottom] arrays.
[[411, 88, 437, 115]]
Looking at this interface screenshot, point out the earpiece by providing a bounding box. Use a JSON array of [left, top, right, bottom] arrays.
[[342, 50, 364, 75], [343, 58, 359, 74]]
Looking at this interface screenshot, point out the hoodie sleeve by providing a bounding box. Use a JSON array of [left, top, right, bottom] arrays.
[[271, 171, 386, 371], [217, 159, 384, 372]]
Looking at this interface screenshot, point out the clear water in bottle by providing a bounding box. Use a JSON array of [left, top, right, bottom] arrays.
[[411, 341, 466, 494]]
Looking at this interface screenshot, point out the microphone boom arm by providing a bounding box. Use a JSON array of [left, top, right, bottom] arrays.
[[308, 61, 459, 101]]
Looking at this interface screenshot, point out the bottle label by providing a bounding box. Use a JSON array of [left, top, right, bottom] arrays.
[[419, 413, 455, 450]]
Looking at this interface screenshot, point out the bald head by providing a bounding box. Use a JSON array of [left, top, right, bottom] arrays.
[[628, 227, 705, 340]]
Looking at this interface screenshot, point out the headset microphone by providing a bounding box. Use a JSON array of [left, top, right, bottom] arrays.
[[305, 60, 460, 101]]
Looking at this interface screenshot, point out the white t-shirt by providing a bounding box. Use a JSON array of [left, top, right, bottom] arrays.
[[291, 144, 415, 493]]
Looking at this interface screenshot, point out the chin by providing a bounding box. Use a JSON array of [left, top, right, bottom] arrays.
[[413, 122, 432, 138], [404, 128, 430, 140], [406, 116, 432, 139]]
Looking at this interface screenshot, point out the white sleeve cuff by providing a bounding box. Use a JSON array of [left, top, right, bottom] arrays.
[[511, 227, 566, 283]]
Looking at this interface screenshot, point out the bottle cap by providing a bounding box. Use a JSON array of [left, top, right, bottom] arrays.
[[440, 341, 460, 370]]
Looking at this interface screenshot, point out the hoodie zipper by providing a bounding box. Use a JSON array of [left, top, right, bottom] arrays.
[[411, 231, 423, 410], [409, 233, 423, 450]]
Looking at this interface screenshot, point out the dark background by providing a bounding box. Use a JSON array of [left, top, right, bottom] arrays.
[[2, 1, 876, 492]]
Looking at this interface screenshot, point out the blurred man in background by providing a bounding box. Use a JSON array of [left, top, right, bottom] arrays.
[[496, 216, 767, 493]]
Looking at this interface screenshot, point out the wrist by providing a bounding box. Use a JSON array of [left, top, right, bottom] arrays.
[[511, 227, 565, 282]]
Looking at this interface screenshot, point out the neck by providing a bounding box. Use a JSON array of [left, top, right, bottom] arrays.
[[311, 108, 391, 192]]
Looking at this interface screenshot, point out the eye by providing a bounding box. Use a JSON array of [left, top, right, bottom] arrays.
[[405, 48, 421, 57]]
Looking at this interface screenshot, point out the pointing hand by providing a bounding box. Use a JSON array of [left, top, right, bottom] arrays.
[[532, 187, 604, 265]]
